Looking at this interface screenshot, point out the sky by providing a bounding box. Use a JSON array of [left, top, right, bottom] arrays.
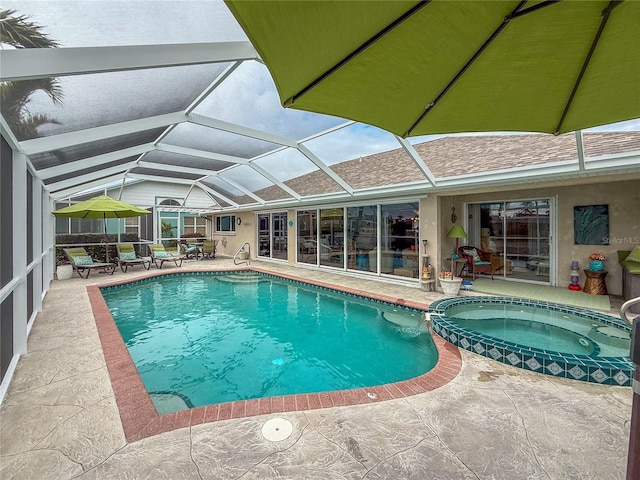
[[3, 0, 639, 189]]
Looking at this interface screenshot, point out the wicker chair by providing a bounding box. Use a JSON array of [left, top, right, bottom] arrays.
[[457, 246, 494, 280]]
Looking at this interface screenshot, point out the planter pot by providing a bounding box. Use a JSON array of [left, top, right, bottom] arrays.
[[589, 260, 604, 271], [56, 264, 73, 280], [439, 276, 463, 296]]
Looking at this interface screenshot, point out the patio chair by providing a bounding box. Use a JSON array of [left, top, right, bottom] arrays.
[[201, 240, 218, 259], [457, 246, 494, 280], [115, 243, 151, 272], [149, 244, 184, 269], [179, 241, 200, 260], [63, 247, 116, 278]]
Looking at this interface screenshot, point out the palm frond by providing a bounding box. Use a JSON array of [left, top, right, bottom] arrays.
[[0, 9, 60, 48], [14, 113, 61, 140]]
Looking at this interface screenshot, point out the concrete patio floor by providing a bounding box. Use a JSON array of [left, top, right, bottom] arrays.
[[0, 258, 633, 479]]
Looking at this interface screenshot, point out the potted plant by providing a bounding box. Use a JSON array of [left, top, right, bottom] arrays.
[[56, 259, 73, 280], [438, 270, 463, 296], [588, 252, 606, 271]]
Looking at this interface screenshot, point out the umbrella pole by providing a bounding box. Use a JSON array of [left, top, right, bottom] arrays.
[[104, 213, 110, 264]]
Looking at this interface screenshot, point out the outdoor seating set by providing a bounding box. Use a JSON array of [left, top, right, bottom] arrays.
[[62, 240, 219, 278], [178, 240, 218, 261]]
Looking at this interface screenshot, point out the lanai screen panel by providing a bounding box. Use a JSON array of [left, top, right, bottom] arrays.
[[201, 176, 276, 206], [28, 128, 166, 171], [141, 150, 232, 173], [412, 134, 578, 178], [253, 148, 344, 197], [163, 123, 282, 159], [4, 1, 246, 47], [192, 61, 346, 140], [43, 156, 140, 187], [4, 65, 229, 141], [582, 132, 640, 158], [200, 177, 245, 207], [304, 123, 402, 166], [304, 123, 427, 189], [222, 165, 293, 203], [128, 167, 202, 182]]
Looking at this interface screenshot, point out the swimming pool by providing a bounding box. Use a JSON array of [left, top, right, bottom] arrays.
[[429, 296, 634, 386], [100, 271, 438, 413]]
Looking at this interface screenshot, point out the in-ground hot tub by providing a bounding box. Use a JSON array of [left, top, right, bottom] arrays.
[[429, 296, 633, 386]]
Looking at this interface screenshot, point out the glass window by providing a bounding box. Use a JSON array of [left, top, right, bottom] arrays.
[[183, 215, 207, 235], [159, 214, 179, 248], [347, 206, 377, 272], [297, 210, 317, 265], [319, 208, 344, 268], [272, 212, 288, 260], [380, 203, 419, 279], [258, 214, 270, 257], [216, 215, 236, 233]]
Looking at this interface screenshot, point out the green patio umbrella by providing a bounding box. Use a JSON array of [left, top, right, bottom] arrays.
[[226, 0, 639, 137], [53, 195, 149, 263]]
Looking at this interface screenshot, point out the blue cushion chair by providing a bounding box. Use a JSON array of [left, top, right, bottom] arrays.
[[149, 244, 184, 269], [115, 243, 151, 272]]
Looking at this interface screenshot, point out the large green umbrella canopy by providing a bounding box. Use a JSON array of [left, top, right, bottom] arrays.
[[52, 195, 149, 219], [226, 0, 639, 136], [53, 195, 149, 263]]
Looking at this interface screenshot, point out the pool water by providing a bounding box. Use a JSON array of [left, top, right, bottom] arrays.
[[452, 317, 596, 356], [101, 273, 437, 412], [445, 303, 629, 357]]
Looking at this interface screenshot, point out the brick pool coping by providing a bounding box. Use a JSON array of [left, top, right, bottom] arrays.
[[87, 267, 462, 443]]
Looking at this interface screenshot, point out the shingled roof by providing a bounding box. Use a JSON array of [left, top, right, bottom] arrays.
[[240, 132, 640, 204]]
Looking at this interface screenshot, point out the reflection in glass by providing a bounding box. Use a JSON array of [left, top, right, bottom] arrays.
[[297, 210, 317, 265], [258, 214, 270, 258], [257, 212, 287, 260], [272, 212, 288, 260], [346, 205, 377, 273], [319, 208, 345, 268], [159, 215, 178, 249], [380, 203, 419, 279]]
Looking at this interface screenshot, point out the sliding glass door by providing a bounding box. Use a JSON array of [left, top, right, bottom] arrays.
[[469, 199, 552, 283], [256, 212, 288, 260]]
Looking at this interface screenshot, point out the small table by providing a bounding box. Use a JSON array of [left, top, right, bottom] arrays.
[[583, 269, 608, 295]]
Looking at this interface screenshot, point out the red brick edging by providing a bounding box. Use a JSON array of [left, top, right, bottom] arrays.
[[87, 268, 462, 442]]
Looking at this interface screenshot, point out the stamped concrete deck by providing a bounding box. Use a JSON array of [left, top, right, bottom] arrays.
[[0, 258, 633, 479]]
